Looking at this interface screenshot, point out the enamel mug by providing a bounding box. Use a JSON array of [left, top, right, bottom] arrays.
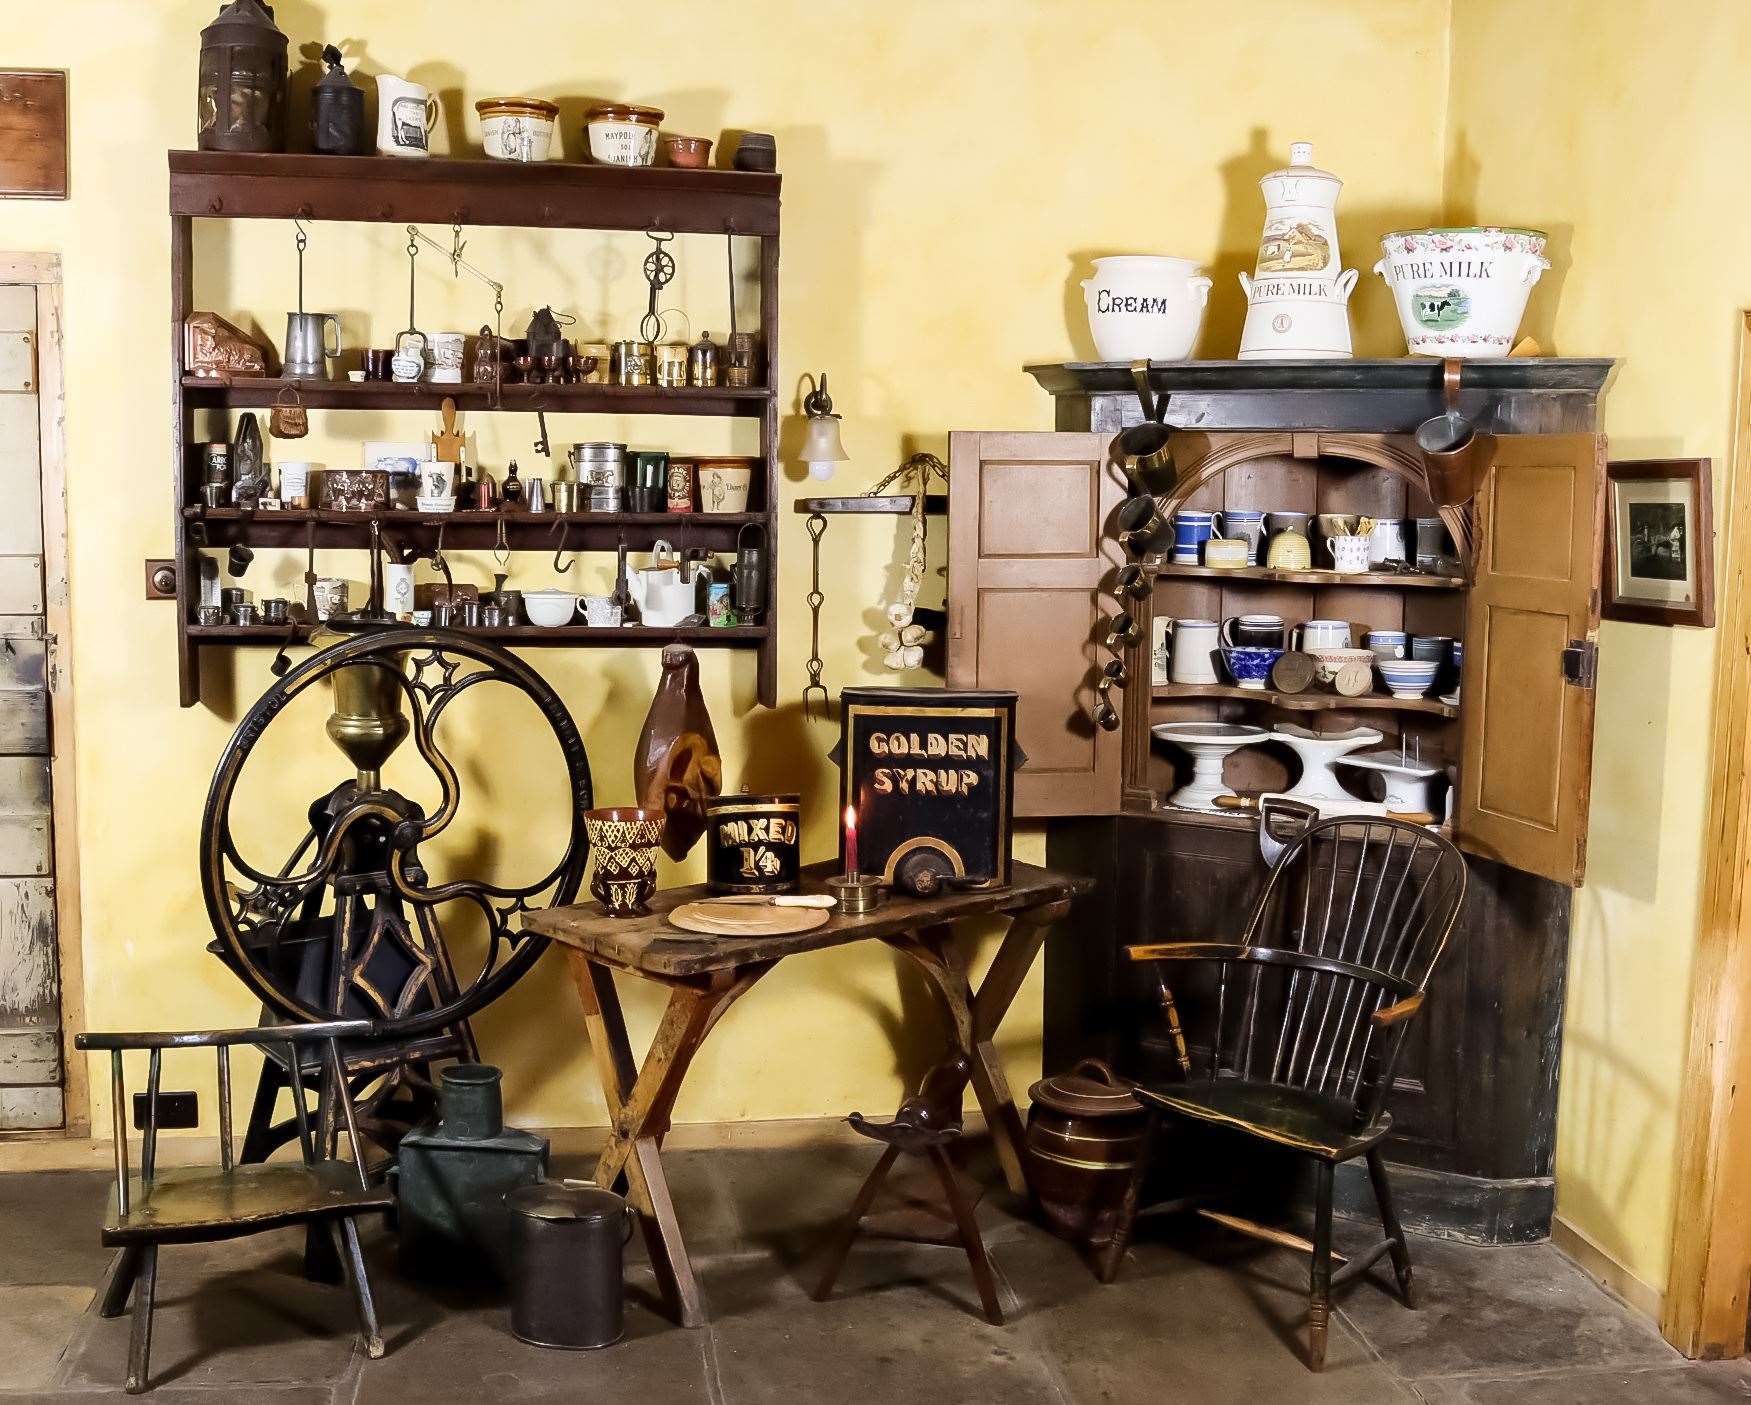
[[1369, 517, 1408, 565], [1325, 534, 1372, 574], [376, 75, 438, 158], [1367, 629, 1409, 660], [1166, 618, 1222, 685], [1292, 619, 1351, 650]]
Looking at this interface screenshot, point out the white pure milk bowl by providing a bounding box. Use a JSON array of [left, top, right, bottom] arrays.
[[1374, 227, 1550, 358]]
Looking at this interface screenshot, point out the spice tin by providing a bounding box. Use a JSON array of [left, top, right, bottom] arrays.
[[612, 340, 654, 385], [704, 793, 801, 894], [831, 686, 1026, 897], [706, 581, 735, 626], [203, 441, 231, 484], [666, 459, 696, 513], [654, 341, 689, 388]]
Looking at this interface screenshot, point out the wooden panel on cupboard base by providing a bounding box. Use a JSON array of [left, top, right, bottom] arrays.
[[1043, 812, 1570, 1243]]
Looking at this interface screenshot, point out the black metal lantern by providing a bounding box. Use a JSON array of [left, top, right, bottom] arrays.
[[197, 0, 288, 153], [310, 44, 366, 155]]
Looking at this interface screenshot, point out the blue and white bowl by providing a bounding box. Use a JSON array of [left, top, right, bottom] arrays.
[[1221, 645, 1283, 690], [1377, 658, 1440, 698]]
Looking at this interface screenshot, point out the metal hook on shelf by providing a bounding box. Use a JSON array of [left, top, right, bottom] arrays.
[[493, 513, 511, 568], [430, 521, 453, 593], [550, 517, 575, 573]]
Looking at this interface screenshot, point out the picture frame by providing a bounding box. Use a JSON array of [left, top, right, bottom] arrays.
[[0, 70, 68, 200], [1603, 457, 1715, 627]]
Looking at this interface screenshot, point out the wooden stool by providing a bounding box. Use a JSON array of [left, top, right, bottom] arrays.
[[812, 1056, 1004, 1325]]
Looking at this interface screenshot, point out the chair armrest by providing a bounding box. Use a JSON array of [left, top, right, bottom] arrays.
[[1370, 993, 1425, 1030], [1126, 941, 1251, 964], [75, 1019, 375, 1052]]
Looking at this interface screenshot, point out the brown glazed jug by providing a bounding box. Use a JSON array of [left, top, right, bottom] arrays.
[[633, 643, 722, 861], [1025, 1058, 1149, 1246]]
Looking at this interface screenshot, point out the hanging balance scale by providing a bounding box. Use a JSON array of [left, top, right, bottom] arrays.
[[393, 227, 426, 382]]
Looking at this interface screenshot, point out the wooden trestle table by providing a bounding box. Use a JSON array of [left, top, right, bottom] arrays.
[[521, 860, 1091, 1327]]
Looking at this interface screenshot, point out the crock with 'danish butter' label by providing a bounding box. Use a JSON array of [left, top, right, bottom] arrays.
[[585, 103, 663, 166]]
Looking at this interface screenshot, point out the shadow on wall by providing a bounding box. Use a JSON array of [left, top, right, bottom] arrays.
[[1445, 132, 1571, 352]]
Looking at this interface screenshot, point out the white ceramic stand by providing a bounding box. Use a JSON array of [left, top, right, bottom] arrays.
[[1334, 748, 1444, 814], [1270, 723, 1384, 808], [1151, 722, 1270, 812]]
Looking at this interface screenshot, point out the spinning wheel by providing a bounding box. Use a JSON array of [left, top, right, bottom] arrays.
[[201, 628, 592, 1161]]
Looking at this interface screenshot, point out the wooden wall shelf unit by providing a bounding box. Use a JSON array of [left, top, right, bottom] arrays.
[[167, 150, 782, 708], [946, 358, 1617, 1243]]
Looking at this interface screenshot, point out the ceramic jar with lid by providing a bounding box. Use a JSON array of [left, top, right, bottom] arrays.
[[476, 97, 559, 162], [1024, 1058, 1149, 1246], [1238, 141, 1357, 359], [585, 103, 663, 166]]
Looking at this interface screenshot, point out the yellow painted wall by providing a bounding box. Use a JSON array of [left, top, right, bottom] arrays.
[[1, 2, 1451, 1137], [1446, 0, 1744, 1295]]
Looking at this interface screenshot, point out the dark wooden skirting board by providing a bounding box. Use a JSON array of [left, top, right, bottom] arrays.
[[1331, 1162, 1555, 1246], [1044, 814, 1570, 1243]]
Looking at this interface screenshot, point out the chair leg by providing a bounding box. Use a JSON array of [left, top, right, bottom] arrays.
[[98, 1245, 144, 1319], [124, 1244, 158, 1395], [1367, 1147, 1416, 1308], [1308, 1161, 1334, 1373], [1097, 1107, 1159, 1285], [330, 1218, 385, 1360], [928, 1145, 1003, 1326], [812, 1145, 900, 1303]]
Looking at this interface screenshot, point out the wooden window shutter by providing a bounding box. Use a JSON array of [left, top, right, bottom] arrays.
[[946, 431, 1124, 818], [1457, 433, 1605, 886]]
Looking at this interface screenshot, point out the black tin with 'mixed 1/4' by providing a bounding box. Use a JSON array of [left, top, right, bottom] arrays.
[[704, 793, 801, 893], [831, 686, 1025, 897]]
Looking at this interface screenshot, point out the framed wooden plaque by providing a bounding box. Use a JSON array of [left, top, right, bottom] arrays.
[[0, 70, 68, 199]]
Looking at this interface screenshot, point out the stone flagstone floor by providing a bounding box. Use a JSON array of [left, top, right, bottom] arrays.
[[2, 1143, 1747, 1403]]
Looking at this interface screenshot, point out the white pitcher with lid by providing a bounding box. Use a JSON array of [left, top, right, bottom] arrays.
[[1238, 142, 1357, 359]]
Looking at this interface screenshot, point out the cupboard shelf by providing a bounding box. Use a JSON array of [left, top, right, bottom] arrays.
[[1149, 563, 1465, 589], [188, 624, 767, 646], [181, 376, 771, 417], [182, 506, 764, 550], [1150, 682, 1459, 717]]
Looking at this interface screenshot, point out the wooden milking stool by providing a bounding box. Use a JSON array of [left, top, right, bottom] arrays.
[[812, 1055, 1004, 1325]]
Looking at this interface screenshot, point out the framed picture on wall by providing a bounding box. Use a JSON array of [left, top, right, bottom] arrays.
[[0, 70, 68, 199], [1603, 457, 1715, 627]]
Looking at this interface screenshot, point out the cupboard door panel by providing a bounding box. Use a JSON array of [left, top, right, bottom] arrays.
[[1458, 434, 1604, 886], [948, 431, 1124, 817]]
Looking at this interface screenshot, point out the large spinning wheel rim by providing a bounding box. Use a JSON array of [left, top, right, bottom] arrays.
[[201, 628, 592, 1039]]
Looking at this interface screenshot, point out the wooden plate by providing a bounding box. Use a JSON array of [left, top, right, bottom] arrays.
[[667, 901, 831, 937]]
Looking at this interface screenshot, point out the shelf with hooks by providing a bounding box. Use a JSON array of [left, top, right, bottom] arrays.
[[168, 149, 783, 708]]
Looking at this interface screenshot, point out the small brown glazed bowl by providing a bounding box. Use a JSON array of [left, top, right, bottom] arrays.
[[584, 807, 665, 917], [663, 135, 713, 169]]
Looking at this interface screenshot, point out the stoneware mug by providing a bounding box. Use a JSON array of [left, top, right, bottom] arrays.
[[1170, 509, 1215, 563], [1212, 509, 1266, 563], [1166, 618, 1221, 685], [1326, 533, 1372, 574], [1292, 618, 1352, 651], [376, 75, 438, 158]]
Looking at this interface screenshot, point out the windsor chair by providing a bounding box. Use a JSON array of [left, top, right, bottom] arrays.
[[1101, 815, 1467, 1371], [75, 1020, 393, 1394]]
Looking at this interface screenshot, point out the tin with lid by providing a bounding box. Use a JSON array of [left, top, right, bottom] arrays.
[[704, 793, 800, 893], [505, 1180, 635, 1349]]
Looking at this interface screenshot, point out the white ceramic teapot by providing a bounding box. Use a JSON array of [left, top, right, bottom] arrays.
[[630, 540, 696, 627]]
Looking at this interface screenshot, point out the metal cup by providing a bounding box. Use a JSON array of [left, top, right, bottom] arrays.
[[480, 603, 503, 628], [1415, 359, 1492, 506], [284, 311, 342, 379], [1117, 494, 1165, 552], [525, 477, 547, 512], [459, 600, 482, 628], [261, 597, 290, 625]]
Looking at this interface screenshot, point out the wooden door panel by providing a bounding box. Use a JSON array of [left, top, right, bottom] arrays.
[[948, 431, 1123, 817], [1458, 434, 1604, 885]]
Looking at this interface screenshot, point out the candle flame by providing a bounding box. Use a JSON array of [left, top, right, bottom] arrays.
[[844, 804, 857, 829]]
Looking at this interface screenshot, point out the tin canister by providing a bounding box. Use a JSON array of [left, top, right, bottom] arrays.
[[688, 335, 719, 387], [655, 342, 689, 388], [578, 342, 611, 385], [830, 686, 1026, 896], [706, 580, 735, 626], [587, 486, 623, 512], [724, 331, 760, 388], [612, 340, 653, 385], [550, 480, 579, 513], [704, 793, 801, 893], [203, 442, 231, 485], [569, 442, 626, 490]]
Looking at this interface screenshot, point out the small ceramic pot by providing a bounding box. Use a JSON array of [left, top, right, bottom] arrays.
[[663, 134, 712, 168], [425, 332, 465, 384], [1375, 227, 1550, 358], [1366, 629, 1409, 660], [523, 589, 581, 628], [666, 459, 695, 513], [1307, 646, 1377, 685], [376, 74, 437, 159], [696, 457, 755, 513], [1024, 1059, 1148, 1247], [475, 97, 559, 162], [1292, 619, 1352, 651], [585, 103, 663, 166], [1222, 645, 1284, 690], [583, 808, 665, 917], [1165, 618, 1221, 685], [1203, 537, 1250, 570]]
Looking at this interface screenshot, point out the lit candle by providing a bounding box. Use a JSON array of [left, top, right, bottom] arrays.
[[843, 803, 858, 878]]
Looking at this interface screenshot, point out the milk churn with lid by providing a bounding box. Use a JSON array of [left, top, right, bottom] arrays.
[[1238, 141, 1357, 359]]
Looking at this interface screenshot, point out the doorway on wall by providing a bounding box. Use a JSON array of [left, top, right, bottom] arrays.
[[0, 254, 81, 1136]]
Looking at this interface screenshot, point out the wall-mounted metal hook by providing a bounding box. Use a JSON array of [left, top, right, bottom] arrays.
[[550, 517, 575, 573]]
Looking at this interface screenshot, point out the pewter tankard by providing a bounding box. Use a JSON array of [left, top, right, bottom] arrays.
[[284, 312, 341, 379]]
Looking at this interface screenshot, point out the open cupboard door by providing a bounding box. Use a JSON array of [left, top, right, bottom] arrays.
[[1457, 433, 1606, 886], [946, 431, 1125, 817]]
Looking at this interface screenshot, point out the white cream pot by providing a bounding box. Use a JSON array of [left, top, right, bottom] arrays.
[[1374, 227, 1550, 358], [1081, 256, 1213, 362]]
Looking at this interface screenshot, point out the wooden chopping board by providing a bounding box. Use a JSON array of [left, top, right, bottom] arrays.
[[668, 901, 830, 937]]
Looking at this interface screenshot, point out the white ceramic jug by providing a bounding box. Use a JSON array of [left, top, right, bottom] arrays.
[[1238, 142, 1356, 359], [1166, 618, 1221, 685], [376, 75, 437, 158], [630, 540, 696, 627]]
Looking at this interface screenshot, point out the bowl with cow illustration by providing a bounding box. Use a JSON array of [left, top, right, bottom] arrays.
[[1374, 227, 1549, 358]]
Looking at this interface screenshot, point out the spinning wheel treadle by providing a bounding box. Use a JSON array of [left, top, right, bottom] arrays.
[[201, 628, 592, 1161]]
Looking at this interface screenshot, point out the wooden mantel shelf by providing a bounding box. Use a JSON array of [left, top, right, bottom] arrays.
[[168, 150, 781, 235]]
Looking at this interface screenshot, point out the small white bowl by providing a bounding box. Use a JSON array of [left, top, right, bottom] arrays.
[[522, 589, 579, 628], [1377, 659, 1440, 698]]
